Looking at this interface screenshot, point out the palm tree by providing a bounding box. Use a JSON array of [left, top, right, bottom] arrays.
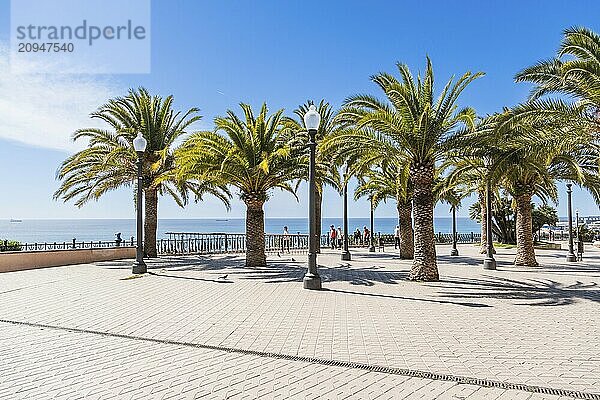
[[446, 158, 491, 253], [468, 193, 516, 244], [500, 132, 598, 266], [54, 88, 229, 257], [284, 100, 341, 251], [482, 107, 600, 266], [516, 26, 600, 118], [512, 27, 600, 265], [445, 116, 511, 255], [333, 58, 483, 281], [177, 103, 302, 267], [352, 158, 414, 259]]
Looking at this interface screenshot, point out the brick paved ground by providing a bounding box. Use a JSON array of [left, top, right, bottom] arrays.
[[0, 243, 598, 399]]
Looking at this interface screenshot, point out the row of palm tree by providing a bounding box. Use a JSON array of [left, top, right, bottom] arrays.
[[55, 27, 600, 280], [54, 89, 230, 258]]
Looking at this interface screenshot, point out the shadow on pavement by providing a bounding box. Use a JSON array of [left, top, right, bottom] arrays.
[[96, 251, 600, 307], [438, 275, 599, 306], [147, 271, 233, 284], [323, 288, 491, 308], [225, 260, 408, 286]]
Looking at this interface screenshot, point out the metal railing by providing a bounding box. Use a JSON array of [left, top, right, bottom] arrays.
[[320, 232, 482, 248], [1, 231, 484, 255], [160, 232, 309, 255], [0, 238, 134, 253]]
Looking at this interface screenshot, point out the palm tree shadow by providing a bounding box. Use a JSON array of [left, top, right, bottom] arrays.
[[96, 254, 242, 271], [97, 255, 407, 286], [439, 275, 600, 306], [437, 254, 488, 267], [323, 288, 490, 308], [232, 260, 407, 286]]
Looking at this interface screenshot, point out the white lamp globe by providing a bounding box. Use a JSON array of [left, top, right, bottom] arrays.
[[303, 104, 321, 131], [133, 132, 147, 152]]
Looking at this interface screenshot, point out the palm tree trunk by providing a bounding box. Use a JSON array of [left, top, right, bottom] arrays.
[[397, 201, 414, 259], [245, 198, 266, 267], [514, 193, 538, 266], [409, 164, 438, 281], [479, 189, 487, 254], [315, 188, 322, 253], [143, 188, 158, 258]]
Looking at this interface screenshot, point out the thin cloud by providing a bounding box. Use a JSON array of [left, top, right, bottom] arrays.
[[0, 44, 120, 152]]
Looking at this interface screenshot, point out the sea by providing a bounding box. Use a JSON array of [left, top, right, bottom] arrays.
[[1, 218, 480, 244]]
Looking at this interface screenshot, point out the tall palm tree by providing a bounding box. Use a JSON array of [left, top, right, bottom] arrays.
[[512, 27, 600, 265], [177, 103, 302, 267], [479, 107, 600, 266], [500, 128, 599, 266], [332, 58, 483, 281], [352, 158, 414, 259], [284, 100, 341, 251], [54, 88, 229, 257], [445, 116, 512, 255]]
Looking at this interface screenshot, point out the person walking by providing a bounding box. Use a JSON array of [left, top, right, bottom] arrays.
[[337, 226, 343, 249], [329, 225, 337, 249], [394, 225, 400, 249], [354, 228, 361, 246], [282, 226, 291, 253], [363, 226, 370, 248]]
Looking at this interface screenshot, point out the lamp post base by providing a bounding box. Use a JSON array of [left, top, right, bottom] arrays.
[[483, 257, 496, 270], [303, 273, 322, 290], [450, 248, 459, 256], [566, 253, 577, 262], [341, 251, 351, 261], [132, 260, 147, 274]]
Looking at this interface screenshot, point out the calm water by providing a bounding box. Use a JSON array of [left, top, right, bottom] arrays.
[[0, 218, 480, 243]]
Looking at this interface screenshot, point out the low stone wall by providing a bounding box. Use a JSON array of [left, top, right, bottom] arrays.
[[0, 247, 136, 273]]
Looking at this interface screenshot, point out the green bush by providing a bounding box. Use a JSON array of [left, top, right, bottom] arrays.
[[0, 240, 22, 252]]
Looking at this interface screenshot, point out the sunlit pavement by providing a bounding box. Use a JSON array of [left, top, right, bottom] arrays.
[[0, 244, 598, 399]]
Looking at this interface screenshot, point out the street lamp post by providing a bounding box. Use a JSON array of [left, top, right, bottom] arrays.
[[450, 205, 459, 256], [341, 165, 351, 261], [575, 208, 580, 242], [132, 132, 147, 274], [303, 105, 322, 290], [369, 197, 376, 252], [482, 179, 496, 270], [566, 183, 577, 262]]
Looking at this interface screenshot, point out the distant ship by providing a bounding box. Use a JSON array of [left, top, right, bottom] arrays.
[[9, 219, 22, 223], [215, 219, 229, 221]]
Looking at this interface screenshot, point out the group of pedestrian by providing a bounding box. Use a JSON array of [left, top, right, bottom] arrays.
[[348, 226, 371, 247], [328, 225, 343, 249], [283, 224, 404, 252]]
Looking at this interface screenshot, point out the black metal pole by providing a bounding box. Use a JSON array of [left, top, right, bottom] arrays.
[[566, 183, 577, 262], [132, 152, 147, 274], [304, 129, 321, 289], [483, 180, 496, 270], [451, 205, 458, 256], [575, 209, 579, 242], [341, 165, 351, 261], [369, 197, 376, 252]]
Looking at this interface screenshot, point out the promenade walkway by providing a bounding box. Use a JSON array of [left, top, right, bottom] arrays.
[[0, 244, 598, 399]]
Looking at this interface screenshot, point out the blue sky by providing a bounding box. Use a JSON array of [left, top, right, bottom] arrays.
[[0, 0, 599, 220]]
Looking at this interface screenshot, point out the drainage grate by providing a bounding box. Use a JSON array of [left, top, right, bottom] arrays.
[[1, 318, 598, 399]]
